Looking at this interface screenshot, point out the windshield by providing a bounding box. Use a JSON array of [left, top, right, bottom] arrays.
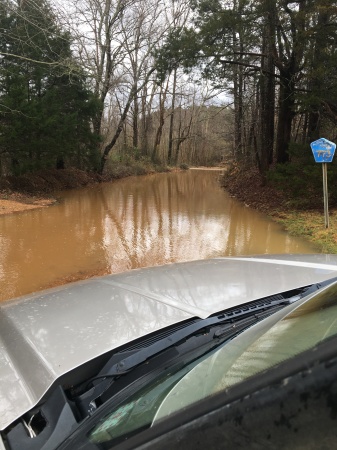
[[61, 281, 337, 449], [154, 282, 337, 422]]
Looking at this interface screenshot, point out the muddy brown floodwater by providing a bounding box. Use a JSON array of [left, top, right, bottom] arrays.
[[0, 169, 318, 302]]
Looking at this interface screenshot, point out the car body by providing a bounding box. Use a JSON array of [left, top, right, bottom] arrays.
[[2, 254, 337, 449]]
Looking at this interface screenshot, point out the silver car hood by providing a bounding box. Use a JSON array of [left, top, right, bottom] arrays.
[[1, 254, 337, 431]]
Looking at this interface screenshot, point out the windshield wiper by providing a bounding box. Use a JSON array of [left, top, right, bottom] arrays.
[[74, 305, 283, 418], [71, 277, 337, 419], [72, 285, 318, 418]]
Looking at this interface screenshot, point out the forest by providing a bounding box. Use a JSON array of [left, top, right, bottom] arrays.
[[1, 0, 337, 182]]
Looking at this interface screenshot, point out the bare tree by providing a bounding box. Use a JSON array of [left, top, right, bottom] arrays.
[[70, 0, 131, 138], [69, 0, 183, 172]]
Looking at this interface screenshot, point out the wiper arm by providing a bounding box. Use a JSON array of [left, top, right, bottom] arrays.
[[74, 315, 231, 416]]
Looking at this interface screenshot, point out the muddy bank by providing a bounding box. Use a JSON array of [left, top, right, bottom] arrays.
[[0, 168, 104, 195], [221, 166, 286, 214], [0, 168, 104, 215], [0, 196, 56, 215], [222, 165, 337, 254], [0, 164, 172, 215]]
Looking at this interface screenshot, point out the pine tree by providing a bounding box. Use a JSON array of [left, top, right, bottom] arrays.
[[0, 0, 100, 175]]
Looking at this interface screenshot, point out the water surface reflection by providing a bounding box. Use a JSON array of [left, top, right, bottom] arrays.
[[0, 169, 317, 301]]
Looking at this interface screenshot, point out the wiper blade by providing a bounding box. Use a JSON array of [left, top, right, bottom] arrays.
[[76, 304, 285, 415], [213, 306, 283, 339], [93, 296, 294, 377]]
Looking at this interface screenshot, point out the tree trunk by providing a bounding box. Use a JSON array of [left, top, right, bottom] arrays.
[[152, 89, 166, 162], [152, 78, 169, 162], [168, 68, 177, 165], [258, 0, 276, 175], [233, 58, 243, 159], [232, 0, 244, 159], [276, 72, 295, 164], [133, 87, 139, 149], [307, 3, 330, 142]]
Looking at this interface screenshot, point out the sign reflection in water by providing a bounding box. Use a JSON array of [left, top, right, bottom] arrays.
[[0, 169, 317, 301]]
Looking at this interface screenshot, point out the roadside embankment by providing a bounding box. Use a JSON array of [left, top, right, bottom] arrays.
[[222, 166, 337, 254], [0, 162, 170, 215], [0, 168, 103, 215]]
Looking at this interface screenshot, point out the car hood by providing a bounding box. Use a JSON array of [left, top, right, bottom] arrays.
[[1, 254, 337, 431]]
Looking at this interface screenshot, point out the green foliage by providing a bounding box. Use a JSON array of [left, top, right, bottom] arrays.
[[154, 27, 203, 82], [0, 0, 100, 175], [268, 142, 337, 209], [104, 154, 169, 179], [180, 163, 189, 170], [154, 0, 252, 87]]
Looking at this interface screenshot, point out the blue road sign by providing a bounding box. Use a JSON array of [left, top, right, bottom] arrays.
[[310, 138, 336, 163]]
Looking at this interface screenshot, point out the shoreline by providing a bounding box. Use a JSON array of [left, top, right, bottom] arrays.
[[0, 166, 225, 216], [0, 195, 56, 215], [222, 166, 337, 254]]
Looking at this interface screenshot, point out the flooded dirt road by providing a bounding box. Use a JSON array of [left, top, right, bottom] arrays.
[[0, 169, 317, 302]]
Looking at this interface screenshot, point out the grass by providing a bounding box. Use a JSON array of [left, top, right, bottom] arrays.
[[272, 209, 337, 253]]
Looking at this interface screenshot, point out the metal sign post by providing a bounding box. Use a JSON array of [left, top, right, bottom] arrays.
[[322, 162, 329, 228], [310, 138, 336, 228]]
